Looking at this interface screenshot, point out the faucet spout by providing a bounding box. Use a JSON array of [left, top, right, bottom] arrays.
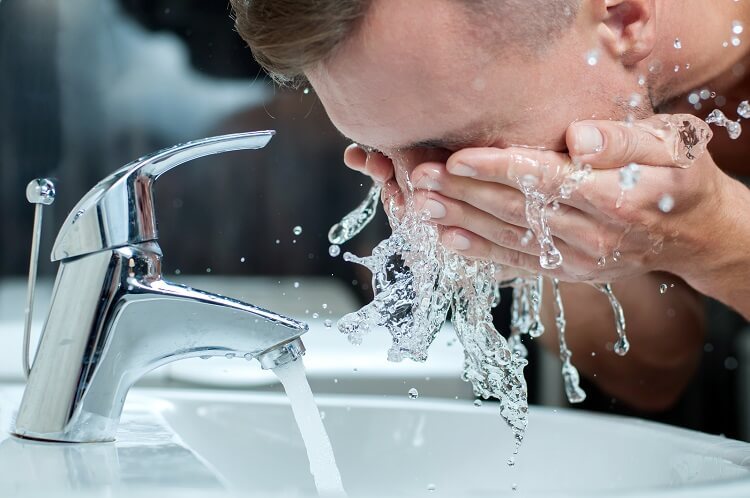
[[13, 242, 307, 443]]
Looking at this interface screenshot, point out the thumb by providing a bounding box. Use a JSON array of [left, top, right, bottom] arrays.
[[567, 115, 713, 169]]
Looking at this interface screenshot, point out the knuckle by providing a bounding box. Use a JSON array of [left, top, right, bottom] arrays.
[[610, 125, 639, 165]]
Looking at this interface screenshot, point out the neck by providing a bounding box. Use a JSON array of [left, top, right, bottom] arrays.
[[647, 0, 750, 104]]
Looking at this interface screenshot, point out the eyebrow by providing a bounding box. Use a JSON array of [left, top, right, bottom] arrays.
[[351, 129, 496, 155]]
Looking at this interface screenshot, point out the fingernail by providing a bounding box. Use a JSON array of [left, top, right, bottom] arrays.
[[445, 233, 471, 251], [423, 199, 446, 219], [574, 125, 604, 154], [450, 163, 476, 177], [414, 175, 441, 190]]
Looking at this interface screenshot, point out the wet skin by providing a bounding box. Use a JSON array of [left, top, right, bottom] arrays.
[[306, 0, 750, 410]]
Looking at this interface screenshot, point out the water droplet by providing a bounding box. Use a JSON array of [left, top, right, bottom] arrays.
[[333, 378, 339, 384], [733, 20, 744, 35], [660, 283, 668, 294], [725, 357, 739, 370], [294, 281, 300, 288], [200, 355, 211, 360], [673, 38, 682, 49], [507, 457, 516, 467], [658, 194, 675, 213], [628, 93, 642, 108], [328, 244, 341, 257], [700, 89, 711, 100], [240, 257, 246, 263], [320, 410, 326, 420], [732, 36, 742, 47], [473, 399, 483, 407], [427, 484, 436, 492], [520, 230, 533, 247], [738, 100, 750, 118], [707, 109, 743, 139], [225, 352, 236, 359], [275, 239, 280, 244], [512, 483, 518, 491], [175, 269, 181, 275], [408, 388, 419, 399], [206, 267, 212, 273], [637, 74, 646, 86], [688, 93, 700, 105], [322, 303, 328, 309], [303, 87, 310, 94], [619, 163, 641, 190], [312, 312, 319, 319], [585, 49, 600, 66], [324, 319, 333, 328], [293, 225, 303, 236], [612, 250, 622, 262], [597, 256, 606, 268]]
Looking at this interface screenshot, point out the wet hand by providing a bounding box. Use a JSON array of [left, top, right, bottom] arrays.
[[411, 114, 725, 283]]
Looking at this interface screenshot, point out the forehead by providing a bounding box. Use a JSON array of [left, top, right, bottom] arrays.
[[306, 0, 604, 153]]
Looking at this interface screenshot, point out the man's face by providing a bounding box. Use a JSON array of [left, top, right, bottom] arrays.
[[307, 0, 649, 169]]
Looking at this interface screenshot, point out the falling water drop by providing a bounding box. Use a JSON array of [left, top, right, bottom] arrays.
[[293, 225, 303, 236], [552, 279, 587, 403], [594, 284, 630, 356], [660, 284, 668, 294], [673, 38, 682, 49], [329, 244, 341, 257], [408, 388, 419, 399]]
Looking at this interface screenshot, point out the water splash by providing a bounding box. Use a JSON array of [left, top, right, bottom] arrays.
[[334, 174, 528, 445], [328, 183, 382, 244]]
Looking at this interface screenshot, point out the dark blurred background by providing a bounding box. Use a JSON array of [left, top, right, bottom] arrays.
[[0, 0, 746, 442]]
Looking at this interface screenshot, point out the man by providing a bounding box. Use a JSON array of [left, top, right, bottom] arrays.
[[230, 0, 750, 411]]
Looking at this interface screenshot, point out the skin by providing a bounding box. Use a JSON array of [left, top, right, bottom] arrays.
[[305, 0, 750, 411]]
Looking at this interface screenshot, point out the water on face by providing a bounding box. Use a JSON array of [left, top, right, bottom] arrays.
[[274, 359, 347, 498]]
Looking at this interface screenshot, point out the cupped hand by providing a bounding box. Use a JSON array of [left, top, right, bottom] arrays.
[[414, 114, 723, 282], [342, 115, 726, 284]]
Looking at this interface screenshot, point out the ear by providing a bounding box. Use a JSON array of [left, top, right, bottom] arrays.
[[594, 0, 656, 65]]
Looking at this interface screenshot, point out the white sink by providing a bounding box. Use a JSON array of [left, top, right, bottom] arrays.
[[1, 385, 748, 498]]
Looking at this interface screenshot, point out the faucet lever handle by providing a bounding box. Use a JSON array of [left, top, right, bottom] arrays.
[[23, 178, 56, 379], [50, 131, 275, 262]]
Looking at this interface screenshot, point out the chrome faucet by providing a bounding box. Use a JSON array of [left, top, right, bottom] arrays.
[[13, 131, 307, 443]]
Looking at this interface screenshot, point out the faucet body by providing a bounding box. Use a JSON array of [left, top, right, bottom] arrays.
[[13, 131, 307, 443]]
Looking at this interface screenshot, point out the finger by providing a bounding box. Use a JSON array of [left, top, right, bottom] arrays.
[[412, 190, 540, 257], [381, 178, 404, 222], [446, 147, 571, 188], [567, 114, 713, 168], [440, 227, 561, 276], [343, 143, 367, 171], [411, 162, 600, 227], [366, 151, 395, 183]]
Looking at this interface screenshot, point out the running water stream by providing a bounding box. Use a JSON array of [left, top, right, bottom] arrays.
[[274, 359, 348, 498]]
